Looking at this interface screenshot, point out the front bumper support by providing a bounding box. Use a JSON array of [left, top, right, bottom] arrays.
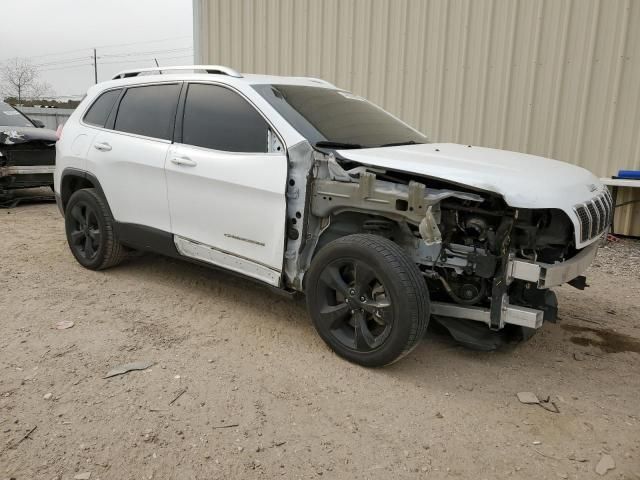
[[431, 301, 543, 329], [431, 241, 599, 330], [508, 240, 600, 288]]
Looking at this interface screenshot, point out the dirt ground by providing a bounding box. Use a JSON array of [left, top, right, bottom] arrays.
[[1, 199, 639, 480]]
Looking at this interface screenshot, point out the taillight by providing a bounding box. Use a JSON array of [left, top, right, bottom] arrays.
[[55, 124, 63, 141]]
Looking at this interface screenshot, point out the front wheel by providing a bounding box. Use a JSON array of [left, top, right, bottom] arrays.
[[305, 234, 430, 367]]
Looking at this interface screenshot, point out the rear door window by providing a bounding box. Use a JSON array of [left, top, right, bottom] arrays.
[[181, 83, 269, 152], [83, 89, 121, 127], [114, 84, 181, 140]]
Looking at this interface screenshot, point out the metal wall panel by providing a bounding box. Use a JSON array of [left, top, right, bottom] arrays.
[[197, 0, 640, 179]]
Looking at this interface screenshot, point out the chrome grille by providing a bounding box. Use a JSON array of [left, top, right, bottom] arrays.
[[573, 191, 612, 243], [594, 197, 606, 233], [585, 202, 598, 238], [575, 206, 590, 242]]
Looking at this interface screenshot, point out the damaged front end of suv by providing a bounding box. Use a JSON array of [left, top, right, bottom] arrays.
[[253, 82, 609, 354], [1, 102, 57, 206], [284, 144, 609, 350]]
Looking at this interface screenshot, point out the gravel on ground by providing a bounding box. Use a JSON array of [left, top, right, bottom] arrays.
[[1, 201, 639, 479]]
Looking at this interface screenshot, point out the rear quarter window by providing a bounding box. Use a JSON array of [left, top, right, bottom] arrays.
[[114, 84, 181, 140], [83, 89, 121, 127]]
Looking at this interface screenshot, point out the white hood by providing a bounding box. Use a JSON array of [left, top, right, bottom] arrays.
[[338, 143, 607, 248], [338, 143, 602, 208]]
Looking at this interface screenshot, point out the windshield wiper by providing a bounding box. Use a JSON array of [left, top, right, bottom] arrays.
[[377, 140, 423, 148], [314, 141, 363, 149]]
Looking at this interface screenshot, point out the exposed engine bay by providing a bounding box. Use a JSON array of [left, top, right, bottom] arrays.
[[291, 150, 599, 347]]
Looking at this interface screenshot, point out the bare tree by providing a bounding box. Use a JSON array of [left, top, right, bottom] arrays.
[[1, 58, 54, 104], [29, 80, 54, 100]]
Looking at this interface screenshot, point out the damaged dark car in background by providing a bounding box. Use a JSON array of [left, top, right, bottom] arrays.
[[0, 101, 57, 206]]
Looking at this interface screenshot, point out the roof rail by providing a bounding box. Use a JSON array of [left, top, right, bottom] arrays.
[[111, 65, 243, 80]]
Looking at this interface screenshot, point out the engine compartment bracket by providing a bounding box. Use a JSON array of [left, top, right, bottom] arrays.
[[311, 172, 483, 225]]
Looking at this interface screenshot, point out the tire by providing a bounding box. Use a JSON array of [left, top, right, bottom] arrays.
[[305, 234, 430, 367], [64, 188, 127, 270]]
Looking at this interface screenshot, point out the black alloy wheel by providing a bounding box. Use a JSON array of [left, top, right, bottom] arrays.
[[306, 234, 430, 366], [316, 258, 393, 352], [64, 188, 127, 270], [68, 201, 102, 261]]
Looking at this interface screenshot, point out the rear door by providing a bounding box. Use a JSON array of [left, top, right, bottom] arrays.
[[165, 82, 288, 286], [85, 83, 181, 232]]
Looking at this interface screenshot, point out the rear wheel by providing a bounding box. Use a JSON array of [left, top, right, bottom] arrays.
[[64, 188, 126, 270], [305, 234, 430, 367]]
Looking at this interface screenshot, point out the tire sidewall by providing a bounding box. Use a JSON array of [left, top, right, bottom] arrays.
[[306, 236, 426, 367], [64, 189, 109, 269]]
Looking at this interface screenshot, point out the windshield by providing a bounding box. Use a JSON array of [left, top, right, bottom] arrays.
[[252, 84, 428, 148], [0, 102, 33, 128]]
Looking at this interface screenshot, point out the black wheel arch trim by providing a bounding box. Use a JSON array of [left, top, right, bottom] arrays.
[[60, 167, 112, 217]]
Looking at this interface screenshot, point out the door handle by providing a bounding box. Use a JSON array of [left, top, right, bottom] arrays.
[[94, 142, 112, 152], [170, 156, 197, 167]]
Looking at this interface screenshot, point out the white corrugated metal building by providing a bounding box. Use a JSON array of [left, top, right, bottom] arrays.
[[193, 0, 639, 234]]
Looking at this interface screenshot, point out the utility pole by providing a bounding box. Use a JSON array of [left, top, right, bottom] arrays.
[[93, 48, 98, 84]]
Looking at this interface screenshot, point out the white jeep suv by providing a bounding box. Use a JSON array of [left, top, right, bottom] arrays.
[[55, 65, 610, 366]]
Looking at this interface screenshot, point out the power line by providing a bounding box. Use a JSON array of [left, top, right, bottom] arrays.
[[34, 56, 93, 68], [14, 47, 94, 61], [32, 47, 192, 68], [94, 35, 192, 50], [38, 53, 194, 72], [100, 47, 192, 58], [39, 63, 94, 72], [0, 35, 192, 64], [99, 54, 194, 66], [25, 50, 191, 70]]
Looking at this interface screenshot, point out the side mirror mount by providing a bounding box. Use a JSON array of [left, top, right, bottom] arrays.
[[267, 128, 284, 154], [32, 119, 45, 128]]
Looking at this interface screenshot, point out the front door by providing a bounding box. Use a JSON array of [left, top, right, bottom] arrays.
[[165, 83, 288, 286]]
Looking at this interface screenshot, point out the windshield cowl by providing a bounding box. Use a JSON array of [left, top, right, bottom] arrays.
[[314, 141, 363, 150]]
